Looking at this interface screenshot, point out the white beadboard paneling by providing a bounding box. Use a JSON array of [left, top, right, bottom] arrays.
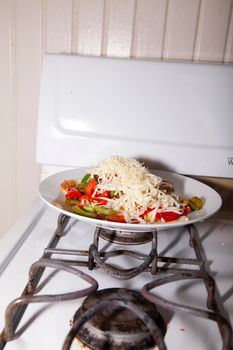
[[0, 0, 17, 237], [72, 0, 104, 55], [132, 0, 168, 58], [163, 0, 200, 60], [14, 1, 41, 218], [102, 0, 135, 57], [45, 0, 73, 53], [194, 0, 232, 62]]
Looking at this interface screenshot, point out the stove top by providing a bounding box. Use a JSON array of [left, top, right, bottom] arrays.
[[0, 199, 232, 349]]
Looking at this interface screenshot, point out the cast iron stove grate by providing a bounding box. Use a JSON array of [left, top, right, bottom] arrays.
[[0, 213, 232, 349]]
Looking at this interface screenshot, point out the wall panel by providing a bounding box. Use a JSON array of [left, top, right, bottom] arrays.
[[14, 1, 42, 218], [163, 0, 200, 60], [45, 0, 73, 53], [0, 0, 17, 235], [72, 0, 104, 56], [194, 0, 232, 62], [102, 0, 135, 57], [225, 5, 233, 62], [132, 0, 168, 58]]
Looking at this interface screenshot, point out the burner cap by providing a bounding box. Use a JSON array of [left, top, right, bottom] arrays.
[[73, 288, 166, 350], [99, 229, 153, 245]]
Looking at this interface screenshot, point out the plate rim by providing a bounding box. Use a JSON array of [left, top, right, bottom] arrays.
[[39, 167, 222, 232]]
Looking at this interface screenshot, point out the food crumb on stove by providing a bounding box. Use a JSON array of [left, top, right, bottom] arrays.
[[180, 328, 185, 331]]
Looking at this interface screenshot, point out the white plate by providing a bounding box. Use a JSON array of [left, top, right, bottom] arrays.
[[39, 168, 222, 232]]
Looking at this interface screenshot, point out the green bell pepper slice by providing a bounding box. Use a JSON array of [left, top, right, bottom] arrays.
[[72, 205, 97, 218]]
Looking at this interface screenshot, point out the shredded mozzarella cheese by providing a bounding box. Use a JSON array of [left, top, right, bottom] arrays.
[[89, 155, 183, 223]]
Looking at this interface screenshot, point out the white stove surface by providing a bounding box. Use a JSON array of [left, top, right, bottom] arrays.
[[0, 199, 232, 350]]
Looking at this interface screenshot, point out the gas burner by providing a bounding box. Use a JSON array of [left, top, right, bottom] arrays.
[[0, 214, 232, 350], [64, 288, 166, 350], [99, 228, 153, 245]]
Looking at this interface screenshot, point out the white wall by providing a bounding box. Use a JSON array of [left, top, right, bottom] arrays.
[[0, 0, 233, 237]]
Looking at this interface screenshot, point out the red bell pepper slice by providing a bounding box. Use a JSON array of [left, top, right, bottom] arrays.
[[182, 205, 191, 215], [96, 213, 106, 220], [93, 190, 110, 205], [141, 207, 154, 218], [107, 215, 126, 223], [156, 211, 181, 222], [84, 178, 97, 196], [66, 188, 82, 199], [79, 194, 91, 205]]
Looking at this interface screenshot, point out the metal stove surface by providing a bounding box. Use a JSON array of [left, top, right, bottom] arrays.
[[0, 199, 232, 350]]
